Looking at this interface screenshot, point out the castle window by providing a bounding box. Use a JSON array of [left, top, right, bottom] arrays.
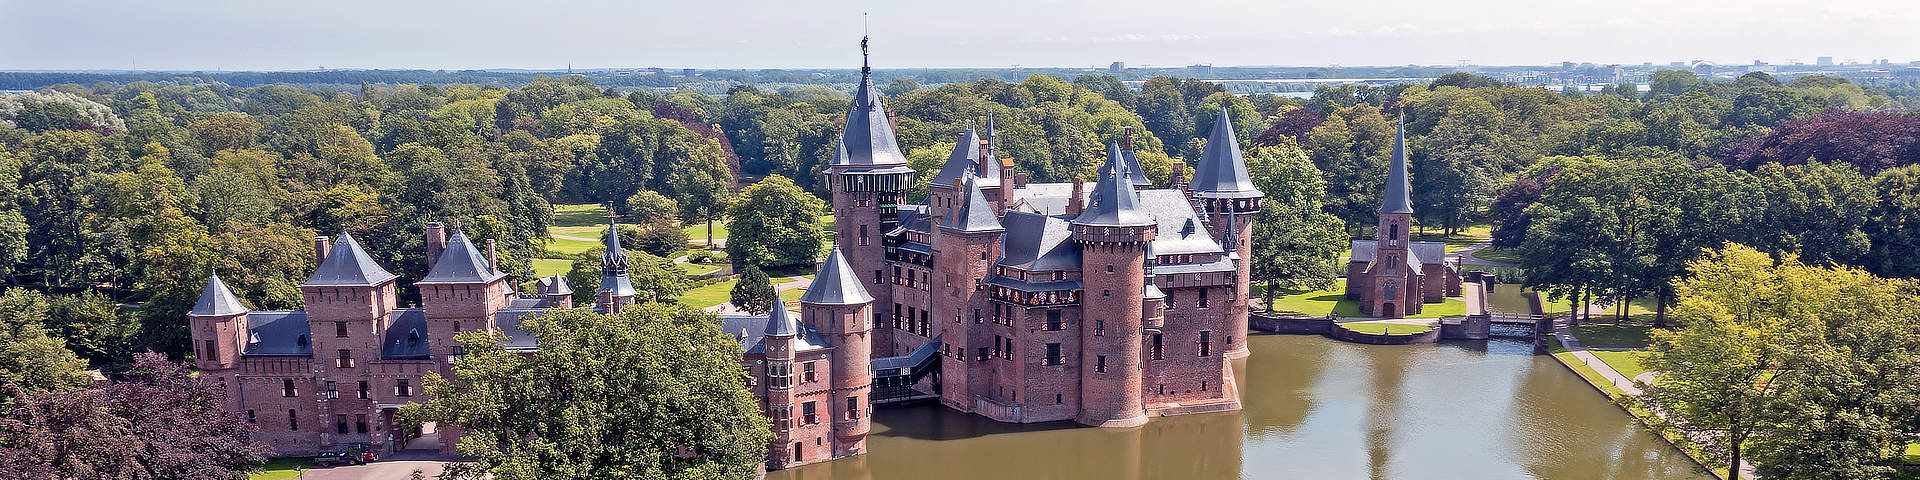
[[1095, 320, 1105, 336], [1056, 394, 1063, 404], [1159, 384, 1166, 395], [846, 396, 860, 420], [859, 225, 869, 246], [894, 303, 903, 329], [325, 381, 337, 399], [295, 334, 308, 348], [973, 309, 982, 324], [1096, 355, 1108, 373], [1198, 289, 1210, 308], [1153, 333, 1164, 360], [355, 414, 368, 433], [246, 410, 255, 424], [803, 362, 816, 383], [1045, 310, 1062, 331], [450, 346, 466, 361], [1198, 331, 1212, 357], [802, 401, 818, 425], [1106, 265, 1114, 273], [1202, 380, 1209, 391], [204, 340, 218, 362], [336, 349, 354, 368], [395, 379, 413, 397], [288, 410, 299, 431], [977, 347, 989, 362], [979, 251, 987, 260], [335, 321, 348, 338], [336, 414, 349, 434], [919, 310, 930, 336], [281, 379, 296, 397], [875, 270, 883, 285], [357, 380, 369, 399], [1044, 343, 1063, 365], [407, 329, 420, 347]]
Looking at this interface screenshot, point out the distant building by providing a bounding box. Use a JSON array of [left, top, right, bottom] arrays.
[[1670, 61, 1687, 68], [682, 68, 697, 77], [1187, 64, 1212, 76], [1818, 56, 1835, 66], [1693, 62, 1714, 76], [1110, 61, 1124, 73]]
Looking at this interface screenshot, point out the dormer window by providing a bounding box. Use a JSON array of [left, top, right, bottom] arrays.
[[407, 329, 421, 347], [295, 334, 308, 348]]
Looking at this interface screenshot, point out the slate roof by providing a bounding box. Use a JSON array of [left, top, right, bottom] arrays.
[[997, 211, 1080, 271], [598, 219, 637, 298], [304, 232, 398, 287], [244, 311, 311, 356], [190, 273, 249, 316], [1348, 240, 1449, 267], [800, 248, 874, 305], [1139, 190, 1223, 256], [1192, 107, 1262, 199], [1098, 148, 1152, 187], [1074, 143, 1153, 227], [725, 313, 830, 355], [940, 173, 1004, 233], [929, 129, 997, 188], [830, 45, 907, 167], [872, 334, 940, 371], [893, 204, 932, 235], [537, 275, 573, 296], [1153, 256, 1239, 275], [380, 309, 431, 359], [417, 230, 507, 284], [1380, 113, 1414, 214]]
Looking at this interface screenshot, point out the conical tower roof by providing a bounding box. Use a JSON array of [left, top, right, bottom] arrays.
[[830, 35, 907, 167], [1380, 112, 1414, 214], [1193, 107, 1262, 199], [1074, 142, 1153, 227], [304, 232, 398, 287], [762, 277, 799, 337], [800, 248, 875, 305], [418, 230, 507, 284], [190, 273, 249, 316], [599, 213, 636, 298], [941, 171, 1004, 233], [929, 128, 989, 187]]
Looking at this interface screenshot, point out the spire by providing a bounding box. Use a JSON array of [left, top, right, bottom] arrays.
[[418, 229, 508, 284], [942, 171, 1004, 232], [1380, 111, 1414, 214], [599, 208, 636, 298], [800, 248, 875, 305], [1192, 106, 1261, 199], [762, 275, 799, 337], [1075, 142, 1153, 227], [930, 129, 984, 188], [833, 32, 906, 167], [304, 231, 398, 287], [190, 273, 249, 317], [1098, 132, 1151, 187]]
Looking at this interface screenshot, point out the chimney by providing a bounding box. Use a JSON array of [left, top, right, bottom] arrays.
[[1000, 158, 1015, 185], [1067, 178, 1085, 215], [314, 236, 332, 263], [486, 239, 499, 273], [1172, 163, 1189, 193], [424, 221, 447, 270], [1122, 127, 1134, 151], [977, 139, 992, 176]]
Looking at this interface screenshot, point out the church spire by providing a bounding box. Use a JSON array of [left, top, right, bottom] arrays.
[[831, 31, 906, 167], [598, 206, 636, 300], [1379, 111, 1414, 214]]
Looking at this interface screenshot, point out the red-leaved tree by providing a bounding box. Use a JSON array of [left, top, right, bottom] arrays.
[[1722, 109, 1920, 174]]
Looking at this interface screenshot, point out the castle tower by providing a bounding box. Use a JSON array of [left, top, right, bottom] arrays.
[[597, 210, 637, 313], [927, 128, 988, 220], [1071, 143, 1156, 428], [537, 276, 574, 308], [1190, 107, 1264, 358], [932, 172, 1003, 413], [188, 273, 249, 376], [826, 34, 914, 356], [1371, 113, 1416, 319], [760, 298, 801, 469], [417, 228, 510, 361], [302, 231, 400, 371], [799, 248, 875, 458]]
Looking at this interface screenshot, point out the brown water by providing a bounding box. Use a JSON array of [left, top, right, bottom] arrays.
[[769, 335, 1711, 480], [1486, 283, 1542, 315]]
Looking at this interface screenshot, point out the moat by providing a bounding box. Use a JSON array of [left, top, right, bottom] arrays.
[[769, 334, 1711, 480]]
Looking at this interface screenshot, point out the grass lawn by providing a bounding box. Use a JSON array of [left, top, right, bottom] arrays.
[[1555, 351, 1630, 398], [1260, 279, 1466, 318], [685, 220, 730, 243], [1571, 323, 1660, 349], [1472, 246, 1525, 263], [552, 203, 606, 227], [780, 287, 805, 304], [545, 236, 600, 257], [1589, 350, 1651, 380], [549, 224, 606, 237], [1337, 321, 1436, 335], [678, 278, 737, 308], [1413, 223, 1491, 253], [679, 262, 723, 276], [249, 458, 311, 480], [531, 258, 572, 279], [1905, 443, 1920, 465]]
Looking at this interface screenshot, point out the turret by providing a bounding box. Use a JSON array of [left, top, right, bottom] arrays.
[[597, 209, 637, 313], [189, 273, 249, 372], [761, 294, 800, 468], [933, 171, 1003, 413], [928, 129, 984, 220], [826, 34, 914, 356], [1191, 107, 1264, 358], [537, 276, 574, 309], [1071, 142, 1156, 428], [800, 248, 875, 457]]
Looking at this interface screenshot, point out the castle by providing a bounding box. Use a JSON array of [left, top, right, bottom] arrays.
[[187, 40, 1262, 470], [1343, 115, 1462, 317]]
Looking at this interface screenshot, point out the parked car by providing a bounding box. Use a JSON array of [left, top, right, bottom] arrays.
[[313, 443, 379, 466]]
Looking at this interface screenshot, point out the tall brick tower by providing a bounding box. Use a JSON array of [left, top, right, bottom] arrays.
[[826, 35, 914, 356], [417, 228, 509, 368], [933, 172, 1003, 412], [799, 248, 874, 458], [1072, 143, 1156, 428], [760, 299, 801, 469], [1370, 113, 1416, 318], [302, 232, 401, 451], [596, 211, 637, 313], [1190, 107, 1264, 358], [188, 273, 250, 401]]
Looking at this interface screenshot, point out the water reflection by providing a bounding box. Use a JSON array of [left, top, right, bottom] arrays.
[[769, 335, 1711, 480]]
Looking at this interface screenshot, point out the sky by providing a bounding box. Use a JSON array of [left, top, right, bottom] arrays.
[[2, 0, 1917, 71]]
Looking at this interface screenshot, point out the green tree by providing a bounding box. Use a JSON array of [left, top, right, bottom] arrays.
[[0, 289, 91, 398], [729, 266, 778, 315], [623, 190, 680, 224], [724, 175, 824, 269], [42, 291, 138, 369], [402, 304, 772, 480], [567, 247, 688, 304], [1244, 145, 1347, 310]]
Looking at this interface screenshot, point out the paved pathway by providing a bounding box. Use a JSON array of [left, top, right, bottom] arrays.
[[551, 233, 596, 242], [281, 452, 458, 480], [1455, 241, 1516, 267]]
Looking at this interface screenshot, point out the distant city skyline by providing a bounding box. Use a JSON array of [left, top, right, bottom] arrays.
[[2, 0, 1916, 71]]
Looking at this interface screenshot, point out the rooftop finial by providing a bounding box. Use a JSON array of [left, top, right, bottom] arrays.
[[860, 14, 871, 76]]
